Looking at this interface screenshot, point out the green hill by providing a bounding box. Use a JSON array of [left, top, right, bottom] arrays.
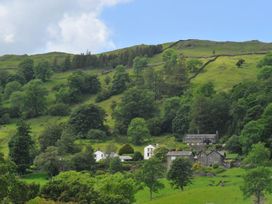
[[0, 39, 271, 156]]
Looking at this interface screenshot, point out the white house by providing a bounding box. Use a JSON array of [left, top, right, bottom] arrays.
[[144, 144, 157, 160], [94, 150, 105, 162]]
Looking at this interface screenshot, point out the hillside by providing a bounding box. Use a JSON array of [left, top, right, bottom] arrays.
[[2, 39, 272, 204], [0, 39, 271, 155]]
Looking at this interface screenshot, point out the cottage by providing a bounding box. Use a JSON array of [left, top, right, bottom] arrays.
[[144, 144, 157, 160], [166, 151, 194, 169], [197, 150, 225, 166], [183, 132, 218, 146], [94, 151, 105, 162]]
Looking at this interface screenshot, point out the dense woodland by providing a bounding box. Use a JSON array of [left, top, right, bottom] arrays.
[[1, 42, 272, 203]]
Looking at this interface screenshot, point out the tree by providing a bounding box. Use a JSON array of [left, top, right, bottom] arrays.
[[18, 58, 34, 82], [236, 59, 245, 68], [39, 124, 63, 152], [95, 173, 139, 204], [68, 71, 100, 95], [172, 102, 191, 139], [71, 145, 96, 172], [240, 120, 264, 154], [34, 61, 53, 82], [133, 56, 148, 82], [190, 94, 230, 135], [128, 118, 150, 145], [241, 167, 272, 204], [8, 121, 34, 174], [69, 104, 106, 137], [138, 158, 166, 200], [41, 171, 139, 204], [243, 143, 270, 168], [118, 144, 134, 155], [161, 97, 180, 133], [4, 81, 22, 99], [41, 171, 98, 203], [87, 129, 107, 140], [111, 65, 130, 95], [109, 157, 122, 173], [34, 146, 62, 177], [154, 147, 169, 162], [57, 128, 78, 154], [22, 79, 48, 118], [167, 158, 193, 190], [162, 49, 187, 96], [114, 87, 157, 134], [144, 67, 164, 100], [225, 135, 242, 154]]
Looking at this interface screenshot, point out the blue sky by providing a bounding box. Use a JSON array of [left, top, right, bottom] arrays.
[[101, 0, 272, 48], [0, 0, 271, 54]]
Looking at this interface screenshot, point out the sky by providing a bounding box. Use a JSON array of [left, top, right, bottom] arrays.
[[0, 0, 271, 55]]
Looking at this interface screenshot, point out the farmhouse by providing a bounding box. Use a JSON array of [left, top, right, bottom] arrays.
[[183, 132, 218, 146], [166, 151, 194, 169], [94, 150, 105, 162], [144, 144, 157, 160], [197, 150, 225, 166]]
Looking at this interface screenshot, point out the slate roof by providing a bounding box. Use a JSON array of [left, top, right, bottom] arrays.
[[166, 151, 192, 156]]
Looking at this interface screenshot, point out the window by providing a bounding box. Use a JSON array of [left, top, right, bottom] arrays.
[[171, 156, 176, 161]]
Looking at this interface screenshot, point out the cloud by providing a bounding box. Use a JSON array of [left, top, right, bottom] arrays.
[[0, 0, 130, 55]]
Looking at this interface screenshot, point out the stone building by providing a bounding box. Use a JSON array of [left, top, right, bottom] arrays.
[[197, 150, 225, 166], [183, 132, 218, 146], [166, 151, 194, 169]]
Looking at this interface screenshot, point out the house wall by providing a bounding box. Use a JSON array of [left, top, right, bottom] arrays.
[[198, 152, 224, 166], [166, 155, 194, 169]]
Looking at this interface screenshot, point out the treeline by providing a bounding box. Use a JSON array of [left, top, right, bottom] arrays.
[[69, 44, 163, 70]]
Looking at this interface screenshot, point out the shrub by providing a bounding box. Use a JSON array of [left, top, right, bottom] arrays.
[[48, 103, 70, 116], [133, 151, 143, 161], [118, 144, 134, 155]]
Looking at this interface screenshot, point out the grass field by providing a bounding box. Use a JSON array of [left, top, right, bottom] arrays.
[[22, 168, 272, 204], [135, 168, 272, 204]]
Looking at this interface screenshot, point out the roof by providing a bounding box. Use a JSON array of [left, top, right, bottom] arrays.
[[94, 150, 104, 154], [166, 151, 192, 156], [199, 150, 225, 157], [185, 134, 217, 139], [144, 144, 156, 149], [119, 155, 133, 160], [107, 152, 119, 158]]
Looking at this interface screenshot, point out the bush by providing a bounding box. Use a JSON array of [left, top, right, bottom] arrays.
[[118, 144, 134, 155], [48, 103, 70, 116], [132, 151, 143, 161], [87, 129, 107, 140]]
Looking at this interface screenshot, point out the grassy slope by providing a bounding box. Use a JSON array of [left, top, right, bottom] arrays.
[[0, 40, 271, 156], [136, 168, 272, 204], [2, 40, 269, 204]]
